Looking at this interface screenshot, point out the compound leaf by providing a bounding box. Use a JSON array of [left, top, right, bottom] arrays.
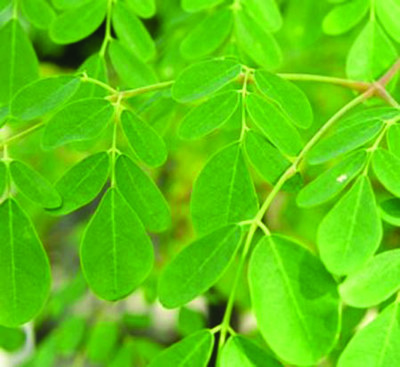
[[372, 148, 400, 197], [10, 160, 61, 209], [81, 188, 154, 301], [115, 154, 171, 233], [317, 175, 382, 275], [159, 224, 242, 308], [0, 199, 51, 327], [249, 235, 340, 365], [191, 143, 258, 234]]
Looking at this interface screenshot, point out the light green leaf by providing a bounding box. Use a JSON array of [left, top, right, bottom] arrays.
[[0, 0, 10, 11], [249, 235, 340, 365], [11, 75, 81, 121], [307, 107, 399, 165], [338, 303, 400, 367], [0, 162, 7, 197], [49, 152, 110, 216], [234, 8, 282, 69], [126, 0, 156, 18], [340, 249, 400, 308], [181, 0, 223, 12], [112, 1, 155, 61], [254, 69, 313, 129], [159, 225, 242, 308], [109, 340, 134, 367], [241, 0, 282, 32], [318, 175, 382, 275], [42, 98, 114, 149], [0, 19, 39, 105], [148, 329, 214, 367], [179, 91, 240, 140], [346, 20, 397, 81], [115, 154, 171, 232], [246, 94, 303, 156], [297, 150, 367, 208], [120, 110, 167, 167], [191, 143, 258, 234], [109, 40, 157, 88], [21, 0, 55, 30], [9, 160, 61, 209], [380, 198, 400, 226], [244, 130, 290, 185], [373, 148, 400, 197], [387, 124, 400, 158], [181, 9, 233, 60], [221, 335, 282, 367], [0, 199, 51, 327], [322, 0, 369, 35], [50, 0, 107, 44], [51, 0, 90, 9], [376, 0, 400, 43], [81, 188, 154, 301], [172, 59, 242, 103], [87, 321, 119, 363]]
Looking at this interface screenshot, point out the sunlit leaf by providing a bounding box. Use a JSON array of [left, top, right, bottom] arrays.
[[376, 0, 400, 43], [372, 148, 400, 197]]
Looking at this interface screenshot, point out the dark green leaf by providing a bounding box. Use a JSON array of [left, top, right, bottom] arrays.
[[372, 148, 400, 197], [159, 225, 242, 308], [380, 198, 400, 226]]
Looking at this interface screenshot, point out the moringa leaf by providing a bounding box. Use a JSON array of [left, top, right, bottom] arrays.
[[249, 235, 340, 365], [115, 154, 171, 232], [120, 110, 167, 168], [81, 188, 154, 301], [86, 321, 119, 363], [0, 162, 7, 197], [181, 0, 223, 12], [178, 91, 240, 140], [10, 160, 62, 209], [21, 0, 56, 30], [158, 224, 242, 308], [126, 0, 156, 18], [380, 198, 400, 226], [317, 175, 382, 275], [376, 0, 400, 43], [387, 123, 400, 158], [372, 148, 400, 197], [0, 199, 51, 327], [339, 249, 400, 308], [42, 98, 114, 149], [241, 0, 282, 32], [172, 59, 242, 103], [191, 143, 258, 234]]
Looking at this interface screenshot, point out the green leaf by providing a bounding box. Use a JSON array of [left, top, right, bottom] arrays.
[[338, 302, 400, 367], [51, 0, 90, 9], [241, 0, 282, 32], [387, 124, 400, 158], [178, 307, 205, 336], [21, 0, 56, 30], [307, 107, 399, 165], [297, 150, 367, 208], [9, 160, 62, 209], [317, 175, 382, 275], [346, 20, 397, 81], [178, 91, 240, 140], [126, 0, 156, 18], [148, 329, 214, 367], [42, 98, 114, 149], [246, 94, 303, 156], [109, 340, 134, 367], [181, 0, 223, 12], [339, 249, 400, 308], [249, 235, 340, 365], [0, 161, 7, 198], [376, 0, 400, 43], [11, 75, 81, 121], [49, 152, 110, 216], [322, 0, 369, 35], [87, 321, 119, 363], [120, 110, 167, 167], [115, 154, 171, 232], [234, 9, 282, 69], [380, 198, 400, 226], [0, 199, 51, 327], [191, 143, 258, 234], [254, 70, 313, 129], [172, 59, 242, 103], [109, 40, 157, 88], [112, 1, 155, 61], [0, 19, 39, 105], [55, 316, 86, 357], [180, 9, 233, 60], [372, 148, 400, 197], [244, 130, 290, 185], [50, 0, 107, 44], [0, 325, 26, 352], [159, 224, 242, 308], [81, 188, 154, 301]]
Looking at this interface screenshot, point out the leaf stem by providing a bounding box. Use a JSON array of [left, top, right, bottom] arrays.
[[239, 67, 251, 142], [80, 73, 117, 94], [110, 81, 174, 101], [109, 96, 122, 188], [0, 121, 45, 149]]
